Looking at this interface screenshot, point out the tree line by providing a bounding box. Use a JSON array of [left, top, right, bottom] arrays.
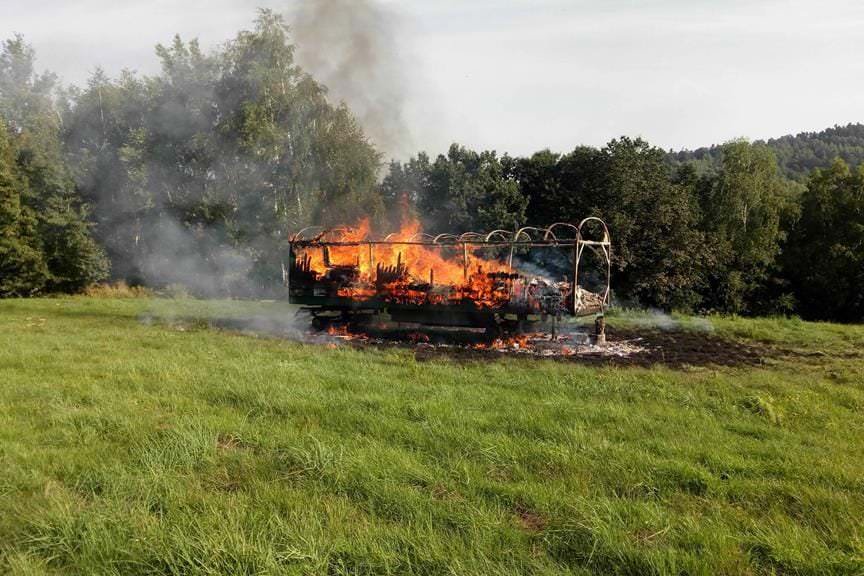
[[1, 11, 862, 321], [670, 123, 864, 181]]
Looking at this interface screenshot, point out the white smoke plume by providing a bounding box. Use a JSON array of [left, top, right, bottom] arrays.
[[290, 0, 412, 160], [622, 309, 715, 332], [138, 216, 254, 298]]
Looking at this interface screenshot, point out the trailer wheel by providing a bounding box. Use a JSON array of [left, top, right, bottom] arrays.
[[311, 315, 326, 331]]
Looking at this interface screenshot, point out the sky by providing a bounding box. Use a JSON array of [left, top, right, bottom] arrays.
[[2, 0, 863, 159]]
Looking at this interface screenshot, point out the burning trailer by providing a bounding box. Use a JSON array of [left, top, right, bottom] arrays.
[[285, 218, 611, 336]]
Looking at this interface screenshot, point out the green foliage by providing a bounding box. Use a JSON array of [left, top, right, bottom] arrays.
[[0, 120, 47, 295], [63, 10, 381, 293], [0, 36, 108, 295], [590, 138, 709, 310], [506, 139, 709, 310], [671, 123, 864, 181], [697, 141, 796, 314], [2, 297, 864, 574], [378, 154, 430, 228], [507, 147, 600, 226], [38, 196, 110, 292], [2, 24, 863, 319], [382, 145, 528, 233], [383, 137, 839, 316], [411, 144, 527, 232], [784, 159, 864, 321], [0, 37, 58, 134]]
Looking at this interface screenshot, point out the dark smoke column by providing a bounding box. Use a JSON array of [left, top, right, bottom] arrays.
[[291, 0, 412, 160]]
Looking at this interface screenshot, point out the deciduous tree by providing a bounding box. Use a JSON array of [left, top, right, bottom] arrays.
[[785, 159, 864, 321]]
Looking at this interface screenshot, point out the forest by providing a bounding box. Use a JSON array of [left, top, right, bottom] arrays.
[[1, 11, 862, 322]]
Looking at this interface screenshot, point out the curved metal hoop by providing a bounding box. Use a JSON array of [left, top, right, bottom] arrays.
[[573, 217, 612, 313], [544, 223, 579, 242], [577, 217, 610, 244], [291, 226, 326, 242], [288, 218, 613, 315]]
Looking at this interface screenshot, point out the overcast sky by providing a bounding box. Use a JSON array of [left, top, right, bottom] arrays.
[[2, 0, 862, 159]]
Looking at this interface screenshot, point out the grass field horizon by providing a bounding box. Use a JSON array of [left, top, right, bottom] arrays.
[[1, 297, 863, 575]]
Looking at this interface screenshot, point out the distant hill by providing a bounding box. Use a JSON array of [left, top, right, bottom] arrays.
[[670, 123, 864, 180]]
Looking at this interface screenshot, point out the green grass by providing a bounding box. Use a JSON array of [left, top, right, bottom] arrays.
[[1, 298, 863, 575]]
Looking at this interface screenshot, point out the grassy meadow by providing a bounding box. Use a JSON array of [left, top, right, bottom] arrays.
[[1, 297, 863, 575]]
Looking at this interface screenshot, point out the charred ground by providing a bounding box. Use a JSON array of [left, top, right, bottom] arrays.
[[177, 309, 798, 369]]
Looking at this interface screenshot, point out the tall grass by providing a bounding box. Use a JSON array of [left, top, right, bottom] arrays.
[[82, 282, 153, 299], [1, 298, 862, 574]]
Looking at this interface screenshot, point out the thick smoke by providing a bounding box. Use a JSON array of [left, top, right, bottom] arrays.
[[291, 0, 412, 160], [616, 309, 714, 332], [138, 217, 254, 298]]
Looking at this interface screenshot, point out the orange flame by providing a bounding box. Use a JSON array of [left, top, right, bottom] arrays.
[[293, 217, 549, 309]]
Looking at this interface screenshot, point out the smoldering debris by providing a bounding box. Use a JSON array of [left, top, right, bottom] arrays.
[[139, 303, 779, 368]]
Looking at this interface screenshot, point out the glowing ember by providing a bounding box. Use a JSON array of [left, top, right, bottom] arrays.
[[310, 325, 645, 359], [326, 324, 350, 337]]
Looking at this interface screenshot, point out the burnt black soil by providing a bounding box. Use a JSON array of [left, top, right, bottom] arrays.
[[185, 315, 792, 369], [603, 326, 772, 368], [410, 326, 781, 369]]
